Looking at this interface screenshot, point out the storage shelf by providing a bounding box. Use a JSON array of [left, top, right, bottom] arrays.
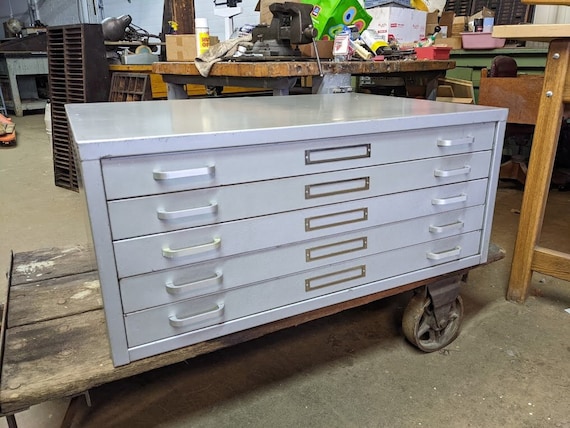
[[47, 24, 110, 191]]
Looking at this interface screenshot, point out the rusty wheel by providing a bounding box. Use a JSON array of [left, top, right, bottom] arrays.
[[402, 293, 463, 352]]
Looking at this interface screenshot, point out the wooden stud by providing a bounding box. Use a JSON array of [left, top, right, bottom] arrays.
[[507, 39, 570, 302]]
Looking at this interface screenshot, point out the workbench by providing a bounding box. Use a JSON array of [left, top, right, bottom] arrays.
[[151, 59, 455, 99], [0, 244, 504, 426], [108, 64, 268, 99], [0, 52, 48, 117]]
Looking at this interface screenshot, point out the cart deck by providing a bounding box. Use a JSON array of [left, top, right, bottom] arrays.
[[0, 244, 504, 425]]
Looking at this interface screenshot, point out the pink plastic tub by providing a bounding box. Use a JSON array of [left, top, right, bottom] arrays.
[[460, 32, 506, 50]]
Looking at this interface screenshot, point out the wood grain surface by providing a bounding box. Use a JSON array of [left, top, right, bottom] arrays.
[[0, 244, 504, 413], [152, 60, 456, 77]]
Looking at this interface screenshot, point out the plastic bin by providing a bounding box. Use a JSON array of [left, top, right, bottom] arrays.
[[415, 46, 452, 60], [460, 32, 506, 49]]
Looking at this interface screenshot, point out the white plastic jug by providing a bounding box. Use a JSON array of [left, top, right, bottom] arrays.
[[44, 100, 52, 144]]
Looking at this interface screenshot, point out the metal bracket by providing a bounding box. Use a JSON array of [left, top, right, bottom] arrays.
[[426, 276, 462, 329], [312, 73, 353, 94]]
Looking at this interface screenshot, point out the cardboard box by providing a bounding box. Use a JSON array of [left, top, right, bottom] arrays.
[[426, 11, 439, 25], [165, 35, 219, 61], [436, 77, 474, 104], [434, 35, 462, 50], [452, 17, 467, 36], [439, 11, 455, 34], [257, 0, 301, 24], [297, 40, 334, 58], [367, 6, 427, 43]]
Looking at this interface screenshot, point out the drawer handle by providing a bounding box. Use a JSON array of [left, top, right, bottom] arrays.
[[305, 265, 366, 291], [306, 237, 367, 262], [434, 165, 471, 178], [153, 165, 215, 181], [431, 194, 467, 206], [162, 237, 221, 259], [168, 302, 225, 328], [426, 246, 462, 261], [165, 271, 223, 295], [305, 208, 368, 232], [437, 136, 474, 147], [157, 202, 218, 221], [305, 177, 370, 199], [305, 144, 371, 165], [429, 221, 464, 234]]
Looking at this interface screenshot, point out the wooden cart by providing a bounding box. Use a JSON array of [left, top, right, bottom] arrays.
[[0, 244, 504, 427]]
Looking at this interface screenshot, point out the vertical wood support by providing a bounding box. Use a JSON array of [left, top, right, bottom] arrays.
[[162, 0, 195, 35], [507, 39, 570, 302]]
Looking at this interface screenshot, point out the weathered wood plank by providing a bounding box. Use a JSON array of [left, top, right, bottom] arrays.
[[0, 252, 12, 377], [522, 0, 570, 4], [532, 246, 570, 282], [152, 60, 455, 78], [8, 272, 101, 329], [0, 244, 504, 413], [478, 68, 543, 125], [493, 24, 570, 42], [10, 246, 96, 286], [1, 283, 427, 414]]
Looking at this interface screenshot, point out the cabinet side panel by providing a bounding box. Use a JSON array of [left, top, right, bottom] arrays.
[[79, 160, 130, 366]]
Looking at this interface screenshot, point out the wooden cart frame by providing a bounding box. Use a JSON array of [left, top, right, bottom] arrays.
[[0, 244, 504, 427]]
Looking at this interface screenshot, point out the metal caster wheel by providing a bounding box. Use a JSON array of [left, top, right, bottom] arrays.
[[402, 292, 464, 352]]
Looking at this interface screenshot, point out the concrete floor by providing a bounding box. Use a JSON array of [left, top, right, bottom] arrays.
[[1, 113, 569, 428]]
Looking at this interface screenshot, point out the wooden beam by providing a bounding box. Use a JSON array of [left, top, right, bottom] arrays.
[[493, 24, 570, 42], [532, 246, 570, 282], [163, 0, 195, 35], [506, 39, 570, 302], [522, 0, 570, 5]]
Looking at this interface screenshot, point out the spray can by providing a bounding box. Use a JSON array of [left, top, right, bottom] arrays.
[[360, 29, 388, 56], [195, 18, 210, 56]]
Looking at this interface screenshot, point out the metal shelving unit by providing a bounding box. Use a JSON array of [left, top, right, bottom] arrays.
[[47, 24, 110, 191]]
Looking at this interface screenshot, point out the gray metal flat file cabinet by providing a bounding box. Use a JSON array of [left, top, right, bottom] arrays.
[[67, 94, 507, 367]]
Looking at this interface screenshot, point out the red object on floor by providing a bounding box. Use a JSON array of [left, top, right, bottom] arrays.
[[0, 113, 16, 145]]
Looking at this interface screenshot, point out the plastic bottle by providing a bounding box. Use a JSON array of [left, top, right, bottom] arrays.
[[44, 99, 52, 144], [195, 18, 210, 56], [361, 30, 387, 56]]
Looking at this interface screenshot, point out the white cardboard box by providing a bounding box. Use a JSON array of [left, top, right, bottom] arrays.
[[367, 6, 427, 43]]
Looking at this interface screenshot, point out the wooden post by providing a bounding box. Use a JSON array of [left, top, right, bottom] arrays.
[[161, 0, 196, 60]]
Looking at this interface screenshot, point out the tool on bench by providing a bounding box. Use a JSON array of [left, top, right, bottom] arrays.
[[233, 2, 321, 68]]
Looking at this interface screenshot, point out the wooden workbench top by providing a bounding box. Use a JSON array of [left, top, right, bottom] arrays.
[[152, 59, 455, 77]]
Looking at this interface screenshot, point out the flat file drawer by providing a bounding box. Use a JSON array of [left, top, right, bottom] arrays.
[[108, 152, 492, 240], [124, 230, 482, 347], [113, 179, 489, 278], [102, 124, 495, 200], [120, 206, 486, 312]]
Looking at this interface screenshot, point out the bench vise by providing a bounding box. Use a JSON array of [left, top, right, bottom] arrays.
[[250, 2, 317, 58]]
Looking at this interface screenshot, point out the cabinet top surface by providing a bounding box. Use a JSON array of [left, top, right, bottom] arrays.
[[67, 94, 507, 160]]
